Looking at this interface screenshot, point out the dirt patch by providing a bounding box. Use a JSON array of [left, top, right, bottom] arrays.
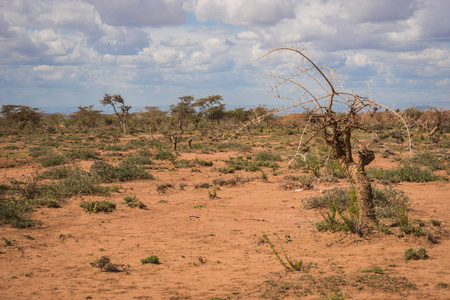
[[1, 149, 449, 299]]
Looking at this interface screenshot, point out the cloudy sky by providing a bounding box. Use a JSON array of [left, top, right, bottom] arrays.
[[0, 0, 449, 112]]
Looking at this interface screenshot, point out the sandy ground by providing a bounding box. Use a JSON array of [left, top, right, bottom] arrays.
[[0, 151, 449, 299]]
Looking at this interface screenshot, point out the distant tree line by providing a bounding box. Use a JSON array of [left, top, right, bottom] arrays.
[[0, 94, 277, 134]]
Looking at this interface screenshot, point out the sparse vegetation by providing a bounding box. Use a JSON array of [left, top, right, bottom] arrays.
[[404, 247, 428, 261], [263, 232, 303, 271], [80, 200, 116, 213], [123, 196, 146, 209], [90, 256, 129, 272], [0, 95, 448, 299]]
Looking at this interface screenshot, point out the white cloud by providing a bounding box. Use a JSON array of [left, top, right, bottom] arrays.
[[187, 0, 297, 26], [236, 31, 260, 40], [391, 0, 450, 43], [346, 53, 371, 68], [87, 0, 186, 27], [0, 0, 449, 109]]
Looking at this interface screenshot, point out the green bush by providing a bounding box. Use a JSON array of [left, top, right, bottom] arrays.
[[91, 256, 129, 272], [404, 247, 428, 261], [405, 152, 445, 170], [154, 150, 175, 161], [193, 158, 213, 166], [39, 165, 79, 180], [39, 152, 67, 167], [4, 145, 20, 150], [0, 197, 38, 228], [66, 148, 100, 160], [254, 150, 282, 162], [367, 165, 440, 183], [123, 196, 146, 209], [46, 169, 111, 198], [29, 147, 50, 158], [303, 187, 350, 210], [115, 160, 155, 182], [104, 144, 132, 152], [141, 255, 160, 264], [90, 160, 155, 182], [80, 200, 116, 213], [292, 153, 345, 178], [172, 159, 193, 168], [122, 154, 154, 165], [90, 160, 116, 183], [306, 185, 410, 235]]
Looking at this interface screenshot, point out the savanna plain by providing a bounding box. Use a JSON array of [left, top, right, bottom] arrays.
[[0, 110, 449, 300]]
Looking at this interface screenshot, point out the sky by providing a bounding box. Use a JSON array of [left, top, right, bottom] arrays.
[[0, 0, 449, 112]]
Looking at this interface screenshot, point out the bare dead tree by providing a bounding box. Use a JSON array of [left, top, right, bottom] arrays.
[[417, 107, 448, 137], [100, 94, 131, 133], [229, 47, 411, 233]]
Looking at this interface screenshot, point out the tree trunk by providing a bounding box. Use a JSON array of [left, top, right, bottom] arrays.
[[121, 122, 127, 133], [337, 149, 378, 230], [328, 127, 378, 231], [346, 163, 377, 228]]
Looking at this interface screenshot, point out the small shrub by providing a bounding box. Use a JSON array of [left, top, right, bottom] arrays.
[[362, 266, 384, 274], [90, 160, 155, 182], [404, 247, 428, 261], [292, 153, 345, 179], [154, 150, 175, 161], [80, 200, 116, 213], [123, 196, 146, 209], [157, 183, 174, 194], [29, 147, 50, 158], [90, 256, 129, 272], [208, 187, 218, 199], [367, 165, 440, 183], [4, 145, 20, 150], [263, 233, 303, 271], [47, 169, 110, 198], [193, 158, 213, 166], [254, 150, 282, 162], [2, 237, 14, 246], [39, 165, 79, 180], [405, 152, 444, 170], [10, 174, 42, 200], [172, 159, 193, 168], [90, 160, 117, 183], [122, 154, 154, 165], [304, 187, 349, 210], [40, 152, 67, 167], [195, 182, 210, 189], [282, 175, 314, 190], [141, 255, 160, 264], [430, 219, 441, 227], [115, 160, 154, 182], [66, 148, 100, 160], [0, 197, 38, 228]]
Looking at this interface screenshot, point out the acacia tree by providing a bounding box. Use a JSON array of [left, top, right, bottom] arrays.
[[139, 106, 167, 133], [169, 96, 196, 134], [0, 105, 43, 129], [100, 94, 131, 133], [194, 95, 226, 126], [252, 47, 409, 233], [69, 105, 103, 129]]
